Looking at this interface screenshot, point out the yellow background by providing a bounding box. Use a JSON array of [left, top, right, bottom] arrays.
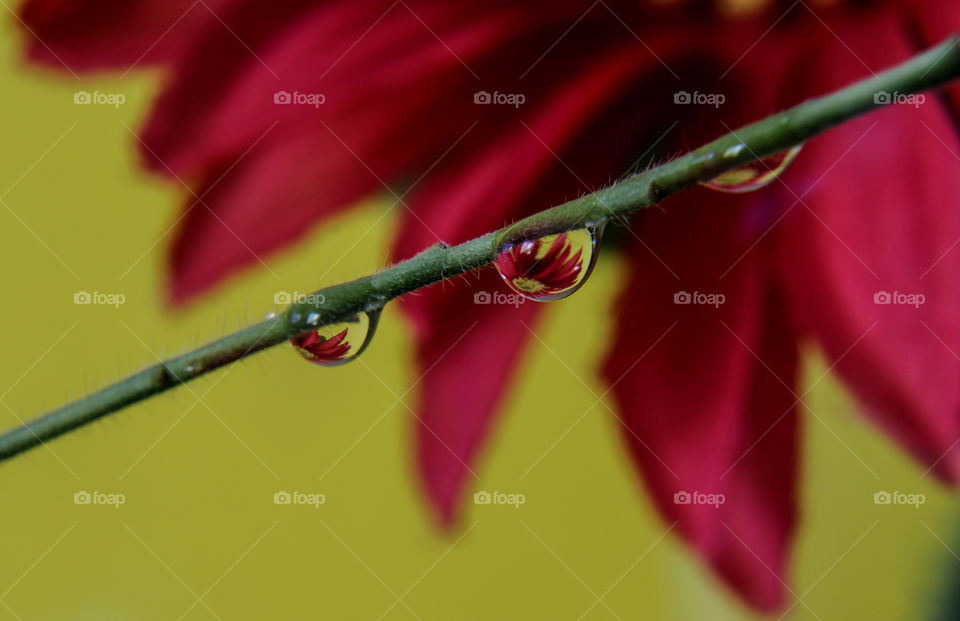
[[0, 14, 958, 620]]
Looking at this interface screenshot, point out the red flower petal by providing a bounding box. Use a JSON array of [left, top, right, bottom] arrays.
[[20, 0, 231, 70], [408, 274, 542, 526], [159, 0, 632, 302], [166, 125, 385, 303], [778, 13, 960, 481], [396, 43, 667, 524], [602, 193, 800, 612], [138, 1, 528, 178], [291, 328, 352, 363]]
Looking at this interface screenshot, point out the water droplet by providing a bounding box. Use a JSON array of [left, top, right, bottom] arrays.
[[494, 226, 604, 302], [290, 311, 380, 367], [289, 312, 301, 323], [701, 144, 802, 193], [723, 143, 746, 158], [184, 365, 195, 374], [264, 311, 277, 320], [306, 312, 320, 325]]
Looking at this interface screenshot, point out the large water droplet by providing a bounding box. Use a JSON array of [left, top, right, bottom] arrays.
[[494, 226, 604, 301], [290, 311, 380, 367], [701, 144, 802, 193]]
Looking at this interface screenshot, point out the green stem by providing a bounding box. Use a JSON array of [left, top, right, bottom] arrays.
[[3, 35, 960, 463]]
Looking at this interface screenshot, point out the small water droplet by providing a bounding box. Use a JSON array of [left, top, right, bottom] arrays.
[[290, 311, 380, 367], [264, 311, 277, 320], [289, 312, 302, 323], [306, 312, 320, 325], [184, 365, 195, 374], [494, 225, 604, 302], [723, 143, 746, 158], [701, 144, 802, 193], [691, 152, 716, 165]]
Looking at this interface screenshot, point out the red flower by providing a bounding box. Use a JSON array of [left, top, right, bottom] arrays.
[[495, 232, 585, 299], [20, 0, 960, 611], [291, 329, 352, 364]]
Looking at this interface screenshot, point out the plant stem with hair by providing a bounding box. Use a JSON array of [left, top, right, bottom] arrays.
[[2, 35, 960, 463]]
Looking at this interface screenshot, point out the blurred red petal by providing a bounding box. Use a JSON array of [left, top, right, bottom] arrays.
[[165, 2, 674, 303], [138, 1, 530, 178], [407, 274, 542, 526], [19, 0, 231, 70], [602, 192, 799, 612], [778, 13, 960, 481], [398, 43, 665, 524], [166, 121, 387, 303]]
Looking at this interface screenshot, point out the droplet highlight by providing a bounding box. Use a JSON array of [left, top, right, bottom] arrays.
[[494, 226, 604, 302], [723, 143, 746, 158], [290, 311, 380, 367], [701, 144, 802, 193]]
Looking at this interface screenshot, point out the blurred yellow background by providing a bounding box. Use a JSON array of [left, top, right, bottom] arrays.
[[0, 13, 958, 621]]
